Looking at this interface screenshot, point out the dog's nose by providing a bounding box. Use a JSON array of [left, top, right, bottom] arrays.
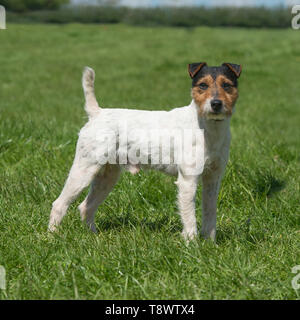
[[211, 99, 223, 113]]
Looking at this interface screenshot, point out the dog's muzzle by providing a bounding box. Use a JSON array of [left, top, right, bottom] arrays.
[[210, 99, 223, 114]]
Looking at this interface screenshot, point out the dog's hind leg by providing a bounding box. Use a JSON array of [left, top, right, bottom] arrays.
[[78, 164, 121, 233], [48, 159, 100, 232]]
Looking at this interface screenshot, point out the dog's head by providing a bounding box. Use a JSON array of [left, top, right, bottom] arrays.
[[188, 62, 242, 121]]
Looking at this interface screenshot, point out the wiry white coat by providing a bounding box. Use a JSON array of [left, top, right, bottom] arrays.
[[48, 67, 231, 241]]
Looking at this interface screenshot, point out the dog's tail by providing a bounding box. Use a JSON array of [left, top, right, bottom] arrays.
[[82, 66, 101, 119]]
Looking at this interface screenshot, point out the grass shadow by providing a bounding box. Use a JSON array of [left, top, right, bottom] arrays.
[[97, 214, 181, 234], [252, 172, 285, 198], [217, 223, 268, 246]]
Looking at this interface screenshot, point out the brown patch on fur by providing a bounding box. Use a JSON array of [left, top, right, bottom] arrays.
[[216, 75, 239, 116], [191, 75, 214, 116], [192, 74, 239, 117]]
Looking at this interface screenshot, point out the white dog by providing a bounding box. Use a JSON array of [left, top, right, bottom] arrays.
[[48, 62, 242, 241]]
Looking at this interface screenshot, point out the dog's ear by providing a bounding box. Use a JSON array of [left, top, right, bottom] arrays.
[[222, 63, 242, 78], [188, 62, 207, 78]]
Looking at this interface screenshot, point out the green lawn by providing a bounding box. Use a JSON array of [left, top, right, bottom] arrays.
[[0, 23, 299, 300]]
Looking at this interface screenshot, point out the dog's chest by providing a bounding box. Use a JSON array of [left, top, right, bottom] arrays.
[[203, 132, 230, 172]]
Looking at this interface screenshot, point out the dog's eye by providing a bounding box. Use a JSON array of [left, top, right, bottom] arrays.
[[198, 83, 208, 90], [222, 82, 232, 90]]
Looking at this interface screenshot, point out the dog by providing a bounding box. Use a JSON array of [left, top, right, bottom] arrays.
[[48, 62, 242, 241]]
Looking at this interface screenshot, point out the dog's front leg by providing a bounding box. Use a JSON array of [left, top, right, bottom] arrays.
[[201, 167, 223, 242], [176, 172, 199, 241]]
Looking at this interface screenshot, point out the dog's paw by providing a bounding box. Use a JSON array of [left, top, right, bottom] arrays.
[[89, 223, 98, 234], [181, 229, 197, 243], [200, 229, 216, 243], [48, 223, 58, 233]]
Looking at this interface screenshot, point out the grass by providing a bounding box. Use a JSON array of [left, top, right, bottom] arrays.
[[0, 23, 299, 300]]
